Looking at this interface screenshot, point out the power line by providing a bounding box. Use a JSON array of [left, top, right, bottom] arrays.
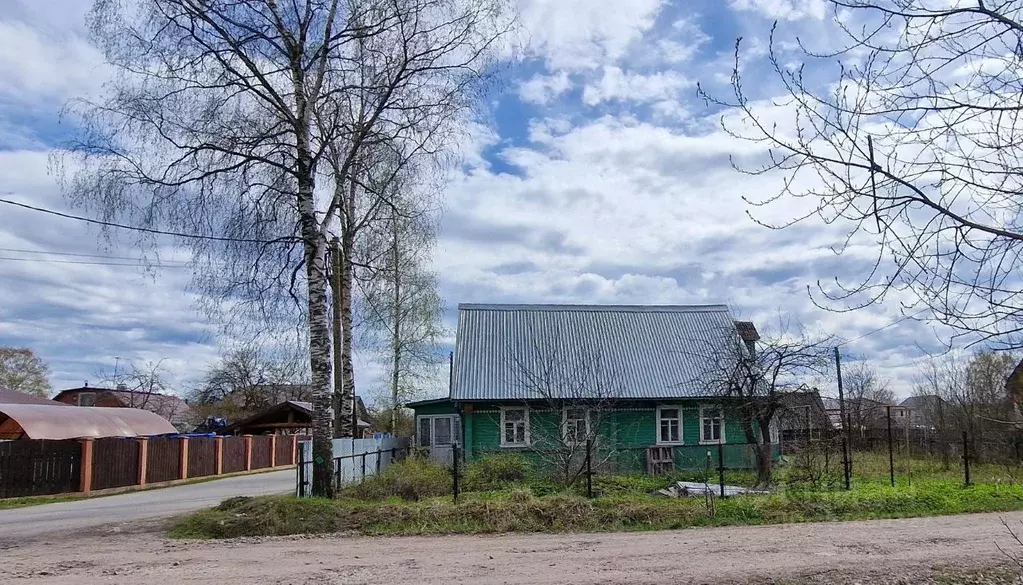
[[0, 198, 293, 245], [0, 246, 187, 262], [0, 256, 189, 268], [837, 308, 931, 347]]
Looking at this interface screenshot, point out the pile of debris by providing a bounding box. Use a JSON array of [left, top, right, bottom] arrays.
[[655, 481, 768, 498]]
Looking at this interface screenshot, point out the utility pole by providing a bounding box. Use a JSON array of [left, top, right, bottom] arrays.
[[886, 405, 895, 488], [835, 347, 851, 490], [331, 237, 347, 438]]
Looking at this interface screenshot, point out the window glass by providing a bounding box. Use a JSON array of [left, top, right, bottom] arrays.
[[434, 417, 452, 445], [418, 417, 431, 447], [658, 407, 680, 443]]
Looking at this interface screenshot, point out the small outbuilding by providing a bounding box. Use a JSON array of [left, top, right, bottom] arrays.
[[219, 398, 376, 436]]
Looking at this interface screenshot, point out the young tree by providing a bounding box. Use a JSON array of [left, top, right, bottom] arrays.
[[361, 191, 444, 434], [843, 361, 895, 435], [694, 319, 834, 487], [509, 336, 627, 487], [703, 2, 1023, 349], [62, 0, 508, 497], [0, 347, 52, 398]]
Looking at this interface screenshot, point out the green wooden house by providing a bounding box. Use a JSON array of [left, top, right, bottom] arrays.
[[408, 304, 779, 474]]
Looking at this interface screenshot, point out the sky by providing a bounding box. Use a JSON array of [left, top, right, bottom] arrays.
[[0, 0, 961, 402]]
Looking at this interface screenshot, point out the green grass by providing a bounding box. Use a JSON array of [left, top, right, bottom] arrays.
[[170, 478, 1023, 539], [0, 494, 89, 510], [168, 451, 1023, 539]]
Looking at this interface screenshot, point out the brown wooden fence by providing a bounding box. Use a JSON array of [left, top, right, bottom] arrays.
[[1, 435, 299, 500], [91, 438, 140, 490], [275, 435, 294, 466], [221, 436, 247, 473], [187, 438, 218, 478], [250, 436, 273, 469], [146, 437, 181, 484], [0, 440, 81, 498]]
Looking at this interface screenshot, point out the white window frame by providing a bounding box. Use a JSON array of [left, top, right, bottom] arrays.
[[656, 405, 683, 445], [769, 416, 780, 445], [699, 405, 726, 445], [562, 406, 590, 446], [500, 406, 530, 447]]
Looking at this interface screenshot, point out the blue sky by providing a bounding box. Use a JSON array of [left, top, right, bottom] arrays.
[[0, 0, 956, 401]]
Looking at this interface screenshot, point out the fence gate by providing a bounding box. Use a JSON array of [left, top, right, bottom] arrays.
[[0, 440, 81, 498]]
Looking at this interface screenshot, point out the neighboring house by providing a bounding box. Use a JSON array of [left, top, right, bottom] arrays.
[[823, 396, 910, 433], [898, 395, 949, 429], [219, 396, 376, 437], [0, 386, 64, 406], [777, 388, 833, 442], [53, 385, 192, 431], [408, 303, 780, 473]]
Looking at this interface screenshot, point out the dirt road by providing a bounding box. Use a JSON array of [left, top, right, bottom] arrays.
[[3, 511, 1023, 584]]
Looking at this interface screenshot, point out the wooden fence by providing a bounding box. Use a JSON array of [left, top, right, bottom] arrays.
[[0, 440, 81, 498], [0, 434, 302, 500], [91, 438, 140, 490]]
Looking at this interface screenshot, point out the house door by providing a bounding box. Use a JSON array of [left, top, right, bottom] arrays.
[[417, 415, 459, 467]]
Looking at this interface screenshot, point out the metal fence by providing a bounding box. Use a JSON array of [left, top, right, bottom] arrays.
[[296, 437, 410, 497]]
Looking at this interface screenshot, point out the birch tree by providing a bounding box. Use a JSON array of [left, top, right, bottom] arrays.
[[60, 0, 508, 497], [361, 192, 444, 433]]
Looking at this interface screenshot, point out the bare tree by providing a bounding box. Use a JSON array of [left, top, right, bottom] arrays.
[[508, 336, 628, 487], [0, 347, 52, 398], [701, 1, 1023, 348], [60, 0, 508, 496], [843, 361, 894, 435], [98, 359, 187, 425], [190, 344, 310, 423], [693, 319, 834, 487]]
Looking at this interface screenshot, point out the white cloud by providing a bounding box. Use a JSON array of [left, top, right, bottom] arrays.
[[729, 0, 827, 21], [518, 72, 573, 105], [581, 66, 692, 106], [515, 0, 666, 70]]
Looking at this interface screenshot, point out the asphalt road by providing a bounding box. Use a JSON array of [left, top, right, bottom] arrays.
[[0, 469, 295, 541]]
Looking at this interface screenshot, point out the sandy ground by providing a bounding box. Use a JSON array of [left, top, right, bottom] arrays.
[[3, 512, 1023, 584]]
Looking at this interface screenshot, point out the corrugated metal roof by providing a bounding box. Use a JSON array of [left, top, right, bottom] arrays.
[[452, 304, 740, 401]]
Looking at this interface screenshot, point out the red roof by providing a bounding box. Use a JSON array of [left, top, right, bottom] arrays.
[[0, 387, 63, 406]]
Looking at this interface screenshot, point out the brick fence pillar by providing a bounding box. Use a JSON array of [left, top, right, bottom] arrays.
[[291, 434, 298, 466], [270, 435, 277, 467], [179, 436, 190, 480], [138, 438, 149, 486], [215, 436, 224, 475], [244, 435, 253, 471], [78, 438, 94, 494]]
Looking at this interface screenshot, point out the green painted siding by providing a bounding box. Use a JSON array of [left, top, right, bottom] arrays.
[[459, 400, 778, 473], [411, 401, 458, 416]]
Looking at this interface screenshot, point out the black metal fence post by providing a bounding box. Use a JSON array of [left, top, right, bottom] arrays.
[[297, 441, 306, 497], [452, 443, 460, 504], [361, 452, 367, 483], [886, 405, 895, 488], [717, 441, 725, 499], [585, 438, 594, 499], [376, 449, 382, 475], [841, 436, 851, 490], [963, 431, 971, 487]]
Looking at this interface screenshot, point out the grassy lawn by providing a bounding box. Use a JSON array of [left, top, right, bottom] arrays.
[[169, 451, 1023, 539]]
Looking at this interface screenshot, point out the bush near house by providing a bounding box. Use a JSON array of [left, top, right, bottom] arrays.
[[171, 451, 1023, 539]]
